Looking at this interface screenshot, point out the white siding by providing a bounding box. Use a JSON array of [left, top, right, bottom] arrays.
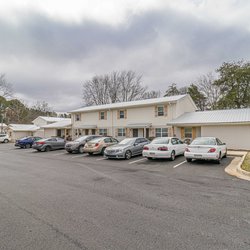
[[201, 125, 250, 150], [44, 129, 57, 138]]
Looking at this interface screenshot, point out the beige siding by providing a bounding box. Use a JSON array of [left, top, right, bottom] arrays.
[[201, 125, 250, 150], [10, 131, 33, 141], [32, 117, 48, 127], [175, 96, 197, 118], [44, 128, 57, 138]]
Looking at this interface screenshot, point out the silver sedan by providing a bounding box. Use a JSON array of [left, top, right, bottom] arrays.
[[104, 137, 150, 160]]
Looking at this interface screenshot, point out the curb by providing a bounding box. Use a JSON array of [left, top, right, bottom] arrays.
[[226, 152, 250, 181]]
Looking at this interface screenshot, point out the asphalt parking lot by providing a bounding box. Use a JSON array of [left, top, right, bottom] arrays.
[[1, 143, 250, 250]]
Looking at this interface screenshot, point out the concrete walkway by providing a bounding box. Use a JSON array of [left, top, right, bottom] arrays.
[[225, 151, 250, 181]]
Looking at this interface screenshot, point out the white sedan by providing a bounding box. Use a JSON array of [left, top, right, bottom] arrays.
[[143, 137, 186, 161], [184, 137, 227, 164]]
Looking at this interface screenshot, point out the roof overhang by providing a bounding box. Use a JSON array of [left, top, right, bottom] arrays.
[[73, 125, 97, 129], [167, 122, 250, 127]]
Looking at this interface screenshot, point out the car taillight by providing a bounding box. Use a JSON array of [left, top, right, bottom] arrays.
[[143, 146, 149, 150], [158, 146, 168, 151], [95, 143, 99, 147], [37, 141, 45, 145], [185, 148, 190, 152], [208, 148, 216, 153]]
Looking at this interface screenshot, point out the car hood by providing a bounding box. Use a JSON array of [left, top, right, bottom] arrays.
[[66, 141, 80, 146]]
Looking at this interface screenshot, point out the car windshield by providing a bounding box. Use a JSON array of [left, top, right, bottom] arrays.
[[191, 138, 216, 146], [151, 138, 169, 144], [21, 137, 31, 140], [89, 138, 103, 143], [74, 136, 88, 142], [119, 138, 135, 145]]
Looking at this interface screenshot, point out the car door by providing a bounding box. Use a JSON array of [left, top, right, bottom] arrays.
[[216, 138, 226, 156], [48, 138, 57, 149], [133, 138, 143, 155], [170, 138, 179, 154], [177, 138, 186, 155]]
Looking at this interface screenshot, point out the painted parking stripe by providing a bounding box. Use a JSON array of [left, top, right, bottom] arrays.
[[96, 158, 107, 161], [173, 160, 187, 168], [128, 158, 147, 164], [53, 152, 67, 156], [71, 154, 87, 159]]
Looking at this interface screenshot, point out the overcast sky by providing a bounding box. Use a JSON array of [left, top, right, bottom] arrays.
[[0, 0, 250, 111]]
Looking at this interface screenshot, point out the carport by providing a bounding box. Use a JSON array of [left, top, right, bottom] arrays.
[[167, 108, 250, 150]]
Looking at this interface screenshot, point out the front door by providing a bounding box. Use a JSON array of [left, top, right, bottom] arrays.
[[133, 129, 138, 137], [91, 129, 96, 135], [57, 129, 61, 137]]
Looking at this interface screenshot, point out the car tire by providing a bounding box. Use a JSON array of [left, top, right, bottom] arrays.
[[88, 152, 93, 155], [223, 150, 227, 158], [125, 150, 132, 160], [44, 146, 51, 152], [216, 153, 221, 164], [25, 144, 31, 149], [78, 145, 84, 154], [186, 158, 192, 162], [147, 157, 152, 160], [67, 151, 73, 154], [101, 147, 106, 155], [170, 151, 175, 161], [3, 139, 9, 143]]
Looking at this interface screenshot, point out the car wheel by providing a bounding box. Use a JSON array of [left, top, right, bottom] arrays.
[[88, 152, 93, 155], [170, 151, 175, 161], [147, 157, 152, 160], [78, 145, 84, 154], [223, 150, 227, 158], [3, 139, 9, 143], [25, 144, 31, 149], [216, 153, 221, 164], [186, 158, 192, 162], [125, 150, 132, 160], [67, 151, 73, 154], [101, 147, 106, 155], [45, 146, 51, 152]]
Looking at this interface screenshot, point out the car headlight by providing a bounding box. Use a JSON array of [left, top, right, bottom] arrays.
[[115, 149, 123, 153]]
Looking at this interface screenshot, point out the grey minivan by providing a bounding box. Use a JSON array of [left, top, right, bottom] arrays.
[[104, 137, 150, 159]]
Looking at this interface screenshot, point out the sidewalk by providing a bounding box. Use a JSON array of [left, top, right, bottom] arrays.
[[225, 151, 250, 181]]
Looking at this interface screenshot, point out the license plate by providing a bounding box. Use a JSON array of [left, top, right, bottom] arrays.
[[194, 154, 202, 158], [149, 152, 155, 156]]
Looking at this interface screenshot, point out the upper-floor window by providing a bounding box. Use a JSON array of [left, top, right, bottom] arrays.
[[99, 111, 107, 120], [75, 114, 81, 121], [118, 109, 126, 119], [157, 106, 164, 116]]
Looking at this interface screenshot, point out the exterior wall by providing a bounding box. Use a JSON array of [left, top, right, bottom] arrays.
[[32, 117, 48, 127], [201, 124, 250, 150], [34, 129, 45, 138], [175, 96, 197, 118], [72, 104, 176, 139], [9, 131, 34, 141], [44, 128, 57, 138]]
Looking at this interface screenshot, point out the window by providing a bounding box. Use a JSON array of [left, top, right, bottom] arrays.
[[184, 128, 192, 138], [119, 110, 125, 119], [75, 114, 81, 121], [104, 138, 112, 143], [155, 128, 168, 137], [99, 128, 107, 136], [100, 111, 105, 120], [118, 128, 125, 137], [157, 106, 164, 116]]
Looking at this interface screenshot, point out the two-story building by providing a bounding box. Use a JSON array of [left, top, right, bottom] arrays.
[[70, 94, 197, 140]]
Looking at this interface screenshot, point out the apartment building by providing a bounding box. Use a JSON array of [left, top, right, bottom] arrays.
[[70, 95, 197, 139]]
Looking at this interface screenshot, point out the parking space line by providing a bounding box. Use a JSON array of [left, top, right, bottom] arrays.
[[96, 158, 107, 161], [129, 158, 147, 164], [71, 155, 86, 159], [53, 152, 67, 156], [173, 160, 187, 168]]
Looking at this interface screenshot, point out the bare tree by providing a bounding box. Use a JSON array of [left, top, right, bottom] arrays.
[[0, 74, 13, 98], [197, 72, 221, 110], [142, 90, 161, 99], [82, 71, 152, 106]]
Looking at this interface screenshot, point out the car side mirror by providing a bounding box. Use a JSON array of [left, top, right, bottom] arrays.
[[134, 143, 139, 146]]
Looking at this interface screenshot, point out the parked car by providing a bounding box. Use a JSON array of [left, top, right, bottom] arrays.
[[32, 137, 66, 152], [0, 134, 10, 143], [65, 135, 101, 153], [104, 137, 150, 160], [184, 137, 227, 164], [143, 137, 186, 161], [15, 136, 42, 148], [84, 136, 119, 155]]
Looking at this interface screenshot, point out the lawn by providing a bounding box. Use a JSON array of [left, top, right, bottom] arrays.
[[242, 152, 250, 172]]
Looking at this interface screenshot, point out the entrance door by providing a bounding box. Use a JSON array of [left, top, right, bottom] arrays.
[[57, 129, 61, 137], [133, 129, 138, 137], [146, 128, 149, 138]]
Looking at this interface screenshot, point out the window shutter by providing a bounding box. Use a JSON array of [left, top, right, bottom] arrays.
[[99, 112, 101, 120], [181, 127, 184, 139], [117, 110, 120, 119], [164, 105, 168, 117], [124, 109, 127, 119], [155, 106, 158, 117], [105, 111, 107, 120], [126, 128, 129, 137], [96, 129, 99, 135], [115, 128, 118, 137], [192, 127, 196, 139]]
